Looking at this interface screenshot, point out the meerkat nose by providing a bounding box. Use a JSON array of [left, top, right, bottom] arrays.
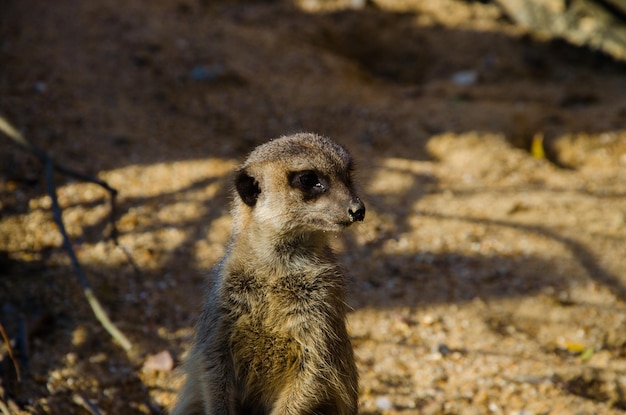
[[348, 198, 366, 222]]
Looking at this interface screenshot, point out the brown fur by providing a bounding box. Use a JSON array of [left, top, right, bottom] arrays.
[[171, 133, 364, 415]]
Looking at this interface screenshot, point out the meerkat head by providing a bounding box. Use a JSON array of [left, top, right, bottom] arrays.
[[233, 133, 365, 237]]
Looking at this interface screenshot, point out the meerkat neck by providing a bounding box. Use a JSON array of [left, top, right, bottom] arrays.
[[230, 221, 333, 275]]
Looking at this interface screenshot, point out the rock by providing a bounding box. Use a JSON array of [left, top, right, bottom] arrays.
[[375, 396, 393, 410], [189, 64, 226, 82], [452, 70, 478, 86], [494, 0, 626, 59], [142, 350, 175, 372]]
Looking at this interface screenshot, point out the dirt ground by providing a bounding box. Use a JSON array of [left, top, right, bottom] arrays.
[[1, 0, 626, 414]]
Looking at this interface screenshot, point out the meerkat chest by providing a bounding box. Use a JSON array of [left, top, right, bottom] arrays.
[[224, 273, 303, 398], [224, 257, 339, 314], [225, 267, 340, 372]]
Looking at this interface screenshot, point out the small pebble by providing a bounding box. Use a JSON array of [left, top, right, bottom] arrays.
[[34, 81, 47, 93], [438, 343, 452, 356], [452, 70, 478, 86], [189, 64, 225, 81], [142, 350, 175, 372], [375, 396, 393, 410]]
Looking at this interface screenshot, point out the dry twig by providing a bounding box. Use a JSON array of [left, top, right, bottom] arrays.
[[72, 393, 104, 415], [0, 115, 133, 351], [0, 322, 21, 383]]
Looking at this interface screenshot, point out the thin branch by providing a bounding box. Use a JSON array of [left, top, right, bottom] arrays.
[[0, 116, 120, 238], [83, 288, 132, 351], [72, 393, 104, 415], [0, 115, 133, 351], [44, 159, 132, 350], [0, 322, 21, 383], [44, 158, 91, 287], [1, 115, 142, 272], [0, 398, 12, 415], [0, 117, 40, 154]]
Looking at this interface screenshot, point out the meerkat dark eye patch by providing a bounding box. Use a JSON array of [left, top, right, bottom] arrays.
[[235, 170, 261, 207], [289, 170, 327, 199]]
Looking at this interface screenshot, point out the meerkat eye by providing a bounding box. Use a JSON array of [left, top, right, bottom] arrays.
[[299, 172, 323, 189], [289, 170, 326, 197]]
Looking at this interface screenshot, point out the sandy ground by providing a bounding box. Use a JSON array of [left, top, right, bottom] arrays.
[[1, 0, 626, 414]]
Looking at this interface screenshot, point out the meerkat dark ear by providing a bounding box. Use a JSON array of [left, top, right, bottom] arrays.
[[235, 169, 261, 207]]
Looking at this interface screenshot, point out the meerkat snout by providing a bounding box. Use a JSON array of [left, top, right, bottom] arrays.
[[348, 197, 366, 222]]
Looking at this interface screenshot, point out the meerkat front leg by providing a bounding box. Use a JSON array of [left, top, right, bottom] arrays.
[[269, 378, 319, 415], [197, 319, 238, 415], [268, 320, 358, 415], [270, 371, 357, 415], [172, 310, 237, 415]]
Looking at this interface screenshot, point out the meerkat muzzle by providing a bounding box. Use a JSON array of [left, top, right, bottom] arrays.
[[348, 198, 365, 222]]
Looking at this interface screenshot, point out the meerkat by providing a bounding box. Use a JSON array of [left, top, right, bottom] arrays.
[[171, 133, 365, 415]]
